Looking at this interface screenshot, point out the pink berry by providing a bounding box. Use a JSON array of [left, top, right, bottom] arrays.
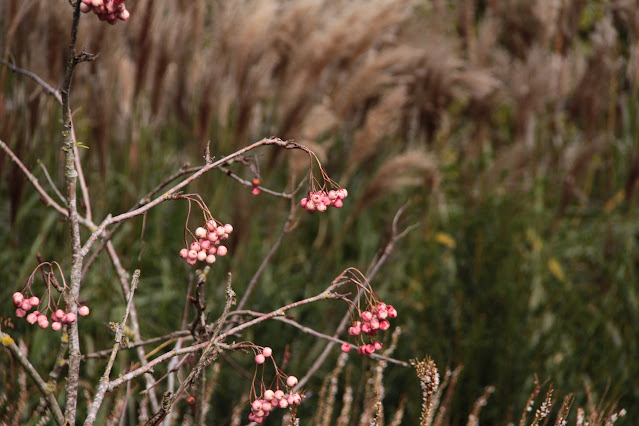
[[195, 227, 207, 238], [205, 254, 216, 264], [64, 312, 77, 324], [179, 248, 188, 259], [300, 198, 308, 208], [286, 376, 298, 387], [333, 199, 343, 208], [20, 300, 32, 311], [251, 400, 262, 411], [274, 390, 284, 400], [207, 232, 218, 242], [52, 322, 62, 331], [255, 354, 265, 364], [316, 202, 327, 212], [365, 344, 375, 354], [197, 250, 207, 261], [377, 309, 388, 319], [12, 292, 24, 307], [206, 220, 217, 231], [278, 398, 288, 408], [361, 311, 373, 322], [26, 313, 38, 324], [248, 413, 256, 422], [341, 343, 351, 353], [379, 319, 390, 330], [15, 308, 26, 318], [186, 257, 197, 265], [29, 296, 40, 306], [190, 242, 201, 252], [217, 246, 228, 256], [208, 246, 217, 255], [216, 226, 226, 236], [348, 326, 361, 336], [373, 341, 383, 351], [262, 347, 272, 357], [252, 187, 261, 195], [188, 250, 198, 260], [79, 306, 90, 316], [361, 323, 372, 334], [387, 306, 397, 318], [328, 190, 338, 200], [38, 318, 49, 329], [370, 318, 380, 330], [224, 224, 233, 234], [264, 390, 275, 401], [357, 345, 366, 355], [200, 240, 211, 250]]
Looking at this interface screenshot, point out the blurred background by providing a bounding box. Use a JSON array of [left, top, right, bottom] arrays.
[[1, 0, 638, 424]]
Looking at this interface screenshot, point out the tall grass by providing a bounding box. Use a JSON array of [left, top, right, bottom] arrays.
[[1, 0, 638, 424]]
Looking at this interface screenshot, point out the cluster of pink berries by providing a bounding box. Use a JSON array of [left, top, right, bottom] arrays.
[[249, 387, 303, 423], [179, 221, 232, 266], [342, 302, 397, 355], [300, 188, 348, 213], [13, 292, 89, 331], [79, 0, 130, 24]]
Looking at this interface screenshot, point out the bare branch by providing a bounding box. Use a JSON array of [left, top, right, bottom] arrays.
[[0, 57, 62, 103]]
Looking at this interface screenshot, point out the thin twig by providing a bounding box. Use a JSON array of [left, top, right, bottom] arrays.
[[38, 161, 67, 206], [0, 332, 65, 425], [0, 57, 62, 102], [82, 331, 192, 359], [84, 270, 141, 426]]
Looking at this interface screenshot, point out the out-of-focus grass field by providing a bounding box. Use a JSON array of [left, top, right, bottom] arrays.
[[1, 0, 638, 424]]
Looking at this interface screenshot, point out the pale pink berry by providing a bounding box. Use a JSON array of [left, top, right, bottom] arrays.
[[370, 318, 380, 330], [333, 199, 343, 208], [200, 240, 211, 250], [358, 345, 366, 355], [208, 246, 217, 255], [387, 305, 397, 318], [286, 376, 298, 387], [328, 190, 338, 200], [216, 226, 226, 236], [217, 245, 228, 256], [300, 198, 308, 208], [207, 232, 218, 242], [306, 200, 316, 211], [29, 296, 40, 307], [248, 413, 256, 422], [252, 187, 261, 195], [195, 227, 207, 238], [361, 323, 372, 334], [12, 292, 24, 307], [251, 400, 262, 411], [197, 250, 207, 261], [79, 306, 90, 317], [379, 319, 390, 330], [365, 344, 375, 354], [54, 309, 65, 320], [361, 311, 373, 322], [377, 309, 388, 319], [15, 308, 26, 318], [190, 242, 201, 252], [38, 318, 49, 329], [341, 343, 351, 353], [119, 9, 130, 21], [274, 390, 285, 400], [52, 321, 62, 331], [278, 398, 288, 408], [316, 202, 327, 212], [188, 249, 198, 260], [26, 313, 38, 324], [179, 248, 188, 259], [224, 224, 233, 234], [289, 393, 302, 405], [20, 300, 32, 311], [262, 347, 272, 357], [186, 257, 197, 265], [264, 390, 275, 401], [255, 354, 265, 364], [262, 400, 274, 411], [348, 326, 361, 336], [206, 220, 217, 231], [205, 254, 216, 264], [80, 2, 91, 12], [64, 312, 77, 324], [373, 341, 383, 351]]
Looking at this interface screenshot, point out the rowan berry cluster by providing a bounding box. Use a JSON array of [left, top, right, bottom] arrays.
[[79, 0, 130, 24], [249, 347, 303, 423], [342, 302, 397, 356], [179, 220, 232, 266], [13, 292, 89, 331], [300, 188, 348, 213]]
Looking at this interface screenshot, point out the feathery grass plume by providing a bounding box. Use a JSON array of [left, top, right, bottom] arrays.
[[432, 366, 463, 426], [530, 385, 554, 426], [411, 357, 440, 426], [336, 384, 354, 426], [466, 385, 495, 426], [315, 352, 348, 426], [389, 394, 407, 426], [519, 376, 543, 426], [354, 150, 439, 214], [553, 393, 574, 426]]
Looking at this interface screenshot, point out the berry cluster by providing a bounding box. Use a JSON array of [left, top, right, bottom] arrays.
[[79, 0, 130, 24], [179, 220, 232, 266], [249, 347, 303, 423], [13, 292, 89, 331], [251, 178, 261, 196], [300, 188, 348, 213], [342, 302, 397, 355]]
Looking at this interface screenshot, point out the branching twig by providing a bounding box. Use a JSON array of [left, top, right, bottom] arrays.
[[84, 270, 141, 426], [0, 333, 65, 425], [0, 57, 62, 102]]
